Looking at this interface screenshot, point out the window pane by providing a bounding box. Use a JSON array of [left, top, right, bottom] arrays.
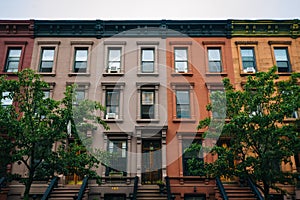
[[106, 140, 127, 176], [241, 48, 254, 58], [274, 49, 288, 61], [42, 49, 55, 61], [106, 91, 120, 106], [142, 62, 154, 73], [176, 91, 189, 104], [109, 49, 121, 61], [8, 49, 22, 58], [208, 49, 221, 61], [43, 91, 50, 99], [175, 62, 188, 72], [142, 49, 154, 61], [141, 105, 154, 119], [1, 92, 13, 106], [75, 49, 88, 61], [175, 49, 187, 61], [6, 62, 19, 72], [142, 91, 154, 105], [209, 61, 222, 72]]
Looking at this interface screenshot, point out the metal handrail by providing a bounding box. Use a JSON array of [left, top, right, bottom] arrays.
[[76, 176, 88, 200], [131, 176, 139, 200], [247, 176, 264, 200], [41, 176, 58, 200], [216, 177, 228, 200], [165, 176, 175, 200], [0, 177, 6, 191]]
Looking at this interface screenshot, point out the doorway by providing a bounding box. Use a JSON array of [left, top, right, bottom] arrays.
[[142, 139, 162, 184]]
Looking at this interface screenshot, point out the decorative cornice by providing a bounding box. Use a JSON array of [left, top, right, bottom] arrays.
[[231, 19, 300, 38], [34, 20, 232, 38], [0, 20, 34, 37]]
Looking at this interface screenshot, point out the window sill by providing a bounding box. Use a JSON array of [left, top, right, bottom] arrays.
[[172, 118, 196, 123], [104, 119, 123, 123], [103, 73, 124, 77], [283, 118, 298, 122], [171, 72, 193, 77], [137, 73, 159, 77], [38, 72, 56, 76], [205, 72, 227, 76], [0, 72, 18, 76], [277, 72, 292, 76], [240, 72, 256, 76], [68, 73, 90, 77], [136, 119, 160, 123]]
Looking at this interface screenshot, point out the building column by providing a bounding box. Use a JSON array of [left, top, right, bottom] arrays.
[[136, 129, 142, 180]]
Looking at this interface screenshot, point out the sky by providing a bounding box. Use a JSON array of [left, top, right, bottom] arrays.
[[0, 0, 299, 20]]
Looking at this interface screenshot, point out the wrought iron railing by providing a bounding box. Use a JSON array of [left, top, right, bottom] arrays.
[[216, 177, 228, 200], [76, 176, 88, 200], [247, 176, 264, 200], [0, 177, 6, 191], [131, 176, 139, 200], [165, 176, 175, 200], [41, 176, 58, 200]]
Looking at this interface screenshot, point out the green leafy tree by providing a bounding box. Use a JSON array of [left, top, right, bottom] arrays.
[[196, 66, 300, 199], [0, 69, 109, 200]]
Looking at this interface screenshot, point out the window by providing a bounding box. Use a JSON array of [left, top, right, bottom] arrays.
[[176, 90, 190, 118], [241, 47, 256, 72], [106, 140, 127, 176], [105, 90, 120, 119], [141, 48, 155, 73], [1, 92, 13, 107], [274, 48, 291, 72], [5, 48, 22, 72], [136, 83, 159, 122], [208, 48, 222, 72], [43, 90, 50, 99], [174, 48, 188, 73], [73, 48, 88, 73], [39, 48, 55, 72], [107, 48, 121, 73], [182, 139, 203, 176], [74, 89, 85, 105], [141, 90, 155, 119]]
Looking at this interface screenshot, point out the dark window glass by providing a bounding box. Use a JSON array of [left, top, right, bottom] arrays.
[[74, 48, 88, 73], [141, 90, 155, 119]]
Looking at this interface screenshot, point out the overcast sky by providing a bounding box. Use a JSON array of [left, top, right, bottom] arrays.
[[1, 0, 299, 20]]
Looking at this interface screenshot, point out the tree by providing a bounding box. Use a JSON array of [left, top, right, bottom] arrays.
[[196, 66, 300, 199], [0, 69, 109, 200]]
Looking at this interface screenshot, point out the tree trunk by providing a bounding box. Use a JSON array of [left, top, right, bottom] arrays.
[[23, 171, 34, 200], [263, 180, 270, 200]]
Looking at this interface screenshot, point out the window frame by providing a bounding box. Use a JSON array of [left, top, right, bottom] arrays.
[[39, 47, 55, 73], [105, 139, 128, 176], [136, 83, 160, 122], [207, 47, 223, 73], [240, 47, 257, 72], [2, 41, 27, 73], [105, 89, 120, 120], [273, 47, 291, 73], [69, 41, 93, 75], [176, 90, 191, 119], [141, 89, 155, 119], [103, 41, 126, 76], [73, 48, 88, 73], [171, 83, 195, 122], [4, 48, 22, 73], [136, 41, 160, 76], [141, 48, 155, 73], [174, 47, 189, 73], [101, 82, 125, 122], [235, 41, 258, 74], [36, 41, 60, 75]]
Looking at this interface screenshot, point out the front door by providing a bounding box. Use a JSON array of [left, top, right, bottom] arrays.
[[142, 140, 162, 184]]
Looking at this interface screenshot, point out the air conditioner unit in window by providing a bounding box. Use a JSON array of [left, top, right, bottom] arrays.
[[106, 113, 118, 119], [244, 67, 256, 73], [108, 66, 120, 73]]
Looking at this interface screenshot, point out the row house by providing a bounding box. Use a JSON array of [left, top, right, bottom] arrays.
[[0, 19, 299, 200]]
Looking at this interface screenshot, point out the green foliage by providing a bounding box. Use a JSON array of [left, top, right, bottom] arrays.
[[0, 69, 109, 199], [197, 66, 300, 199]]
